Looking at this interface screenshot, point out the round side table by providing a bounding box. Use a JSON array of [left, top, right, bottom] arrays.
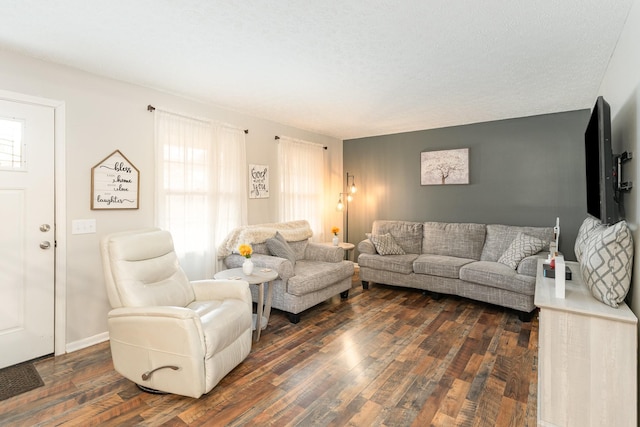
[[214, 267, 278, 342]]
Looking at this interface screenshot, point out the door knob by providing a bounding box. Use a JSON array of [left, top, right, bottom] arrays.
[[40, 224, 51, 232], [40, 241, 51, 249]]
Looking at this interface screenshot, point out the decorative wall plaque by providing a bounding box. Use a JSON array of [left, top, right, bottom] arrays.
[[249, 164, 269, 199], [91, 150, 139, 209]]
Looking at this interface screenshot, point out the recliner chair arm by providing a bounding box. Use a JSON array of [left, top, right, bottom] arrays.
[[108, 305, 200, 320], [107, 306, 208, 397], [191, 280, 251, 306]]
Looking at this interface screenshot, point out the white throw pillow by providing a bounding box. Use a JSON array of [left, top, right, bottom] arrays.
[[580, 220, 634, 308], [497, 232, 546, 270], [367, 233, 406, 255], [574, 215, 605, 263]]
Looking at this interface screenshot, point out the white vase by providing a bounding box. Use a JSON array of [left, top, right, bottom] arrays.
[[242, 258, 254, 275], [332, 235, 339, 246]]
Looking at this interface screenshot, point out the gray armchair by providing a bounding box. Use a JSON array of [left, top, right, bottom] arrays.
[[220, 221, 355, 323]]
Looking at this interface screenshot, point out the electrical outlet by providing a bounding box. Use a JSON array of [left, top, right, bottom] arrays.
[[71, 219, 96, 234]]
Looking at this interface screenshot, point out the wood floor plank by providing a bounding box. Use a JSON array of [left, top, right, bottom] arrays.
[[0, 275, 540, 426], [439, 378, 473, 419]]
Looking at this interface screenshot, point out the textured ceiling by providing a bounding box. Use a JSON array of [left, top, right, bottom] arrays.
[[0, 1, 633, 139]]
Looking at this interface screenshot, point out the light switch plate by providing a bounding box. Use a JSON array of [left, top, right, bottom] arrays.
[[71, 219, 96, 234]]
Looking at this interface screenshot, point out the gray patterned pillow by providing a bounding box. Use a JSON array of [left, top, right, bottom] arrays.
[[266, 231, 296, 266], [497, 232, 546, 270], [580, 220, 633, 308], [574, 215, 605, 263], [368, 233, 406, 255]]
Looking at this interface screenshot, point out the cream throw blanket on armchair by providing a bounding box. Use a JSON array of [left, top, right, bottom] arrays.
[[217, 220, 313, 258]]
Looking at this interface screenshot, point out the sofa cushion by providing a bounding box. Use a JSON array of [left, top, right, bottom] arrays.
[[574, 215, 605, 263], [287, 260, 354, 296], [517, 255, 544, 277], [358, 253, 419, 274], [413, 254, 475, 279], [459, 261, 536, 295], [371, 220, 423, 254], [289, 239, 309, 261], [497, 233, 546, 270], [266, 232, 296, 266], [367, 233, 406, 255], [580, 220, 634, 308], [480, 224, 553, 262], [422, 222, 486, 260]]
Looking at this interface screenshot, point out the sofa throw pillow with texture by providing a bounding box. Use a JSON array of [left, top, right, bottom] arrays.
[[580, 220, 634, 308], [367, 233, 406, 255], [497, 232, 546, 270], [266, 231, 297, 266], [574, 215, 605, 263]]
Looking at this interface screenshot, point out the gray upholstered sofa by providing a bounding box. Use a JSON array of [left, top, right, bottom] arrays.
[[357, 220, 554, 318], [219, 220, 355, 323]]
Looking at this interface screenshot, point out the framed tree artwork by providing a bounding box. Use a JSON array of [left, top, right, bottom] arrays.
[[421, 148, 469, 185]]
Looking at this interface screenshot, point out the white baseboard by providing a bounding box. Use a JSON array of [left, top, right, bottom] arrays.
[[65, 332, 109, 354]]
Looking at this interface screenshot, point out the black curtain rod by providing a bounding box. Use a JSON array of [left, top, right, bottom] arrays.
[[147, 104, 248, 133], [275, 135, 327, 150]]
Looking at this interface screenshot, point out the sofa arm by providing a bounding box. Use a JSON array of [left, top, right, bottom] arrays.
[[224, 253, 294, 280], [191, 279, 251, 307], [304, 242, 344, 262], [357, 239, 376, 255], [517, 251, 551, 277]]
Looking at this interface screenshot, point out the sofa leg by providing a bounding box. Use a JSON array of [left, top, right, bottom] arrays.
[[361, 281, 369, 290], [286, 312, 301, 324], [518, 309, 536, 322], [430, 292, 443, 300], [340, 290, 349, 299]]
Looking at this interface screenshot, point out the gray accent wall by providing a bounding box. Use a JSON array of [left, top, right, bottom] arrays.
[[344, 110, 591, 260]]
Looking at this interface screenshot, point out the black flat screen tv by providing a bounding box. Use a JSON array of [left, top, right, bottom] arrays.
[[584, 96, 619, 224]]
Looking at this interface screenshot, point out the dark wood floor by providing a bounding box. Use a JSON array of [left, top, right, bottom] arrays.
[[0, 274, 539, 426]]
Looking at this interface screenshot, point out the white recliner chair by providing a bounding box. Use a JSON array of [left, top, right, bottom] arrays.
[[100, 228, 252, 398]]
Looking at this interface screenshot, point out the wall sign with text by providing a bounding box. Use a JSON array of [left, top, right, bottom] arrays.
[[249, 164, 269, 199], [91, 150, 140, 209]]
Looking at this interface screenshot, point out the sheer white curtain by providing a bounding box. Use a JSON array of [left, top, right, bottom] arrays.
[[154, 110, 247, 279], [277, 136, 325, 241]]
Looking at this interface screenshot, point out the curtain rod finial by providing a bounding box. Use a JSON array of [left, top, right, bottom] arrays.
[[147, 105, 155, 112]]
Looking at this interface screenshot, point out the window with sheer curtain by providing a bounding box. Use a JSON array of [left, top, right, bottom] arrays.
[[277, 136, 325, 241], [154, 110, 247, 279]]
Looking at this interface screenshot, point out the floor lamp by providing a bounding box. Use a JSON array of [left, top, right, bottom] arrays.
[[337, 172, 357, 243]]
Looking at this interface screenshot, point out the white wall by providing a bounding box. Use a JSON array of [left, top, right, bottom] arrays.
[[597, 0, 640, 412], [0, 48, 344, 348]]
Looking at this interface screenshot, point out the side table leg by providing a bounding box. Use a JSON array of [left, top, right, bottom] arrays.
[[263, 281, 273, 328]]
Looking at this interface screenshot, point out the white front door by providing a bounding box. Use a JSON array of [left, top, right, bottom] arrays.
[[0, 99, 55, 368]]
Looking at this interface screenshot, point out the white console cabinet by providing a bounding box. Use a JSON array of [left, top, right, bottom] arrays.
[[535, 259, 637, 427]]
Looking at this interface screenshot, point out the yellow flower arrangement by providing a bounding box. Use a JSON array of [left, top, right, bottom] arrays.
[[238, 244, 253, 258], [331, 226, 340, 236]]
